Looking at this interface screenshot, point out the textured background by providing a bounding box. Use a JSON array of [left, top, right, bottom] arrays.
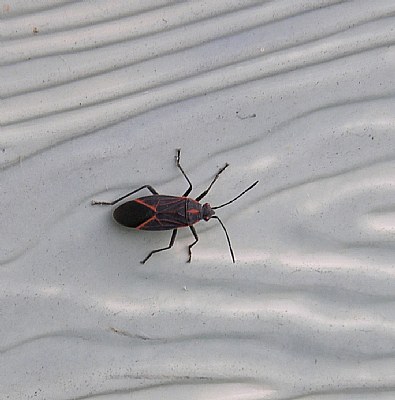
[[1, 1, 395, 399]]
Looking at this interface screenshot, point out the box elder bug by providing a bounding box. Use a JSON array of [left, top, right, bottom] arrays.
[[92, 149, 258, 264]]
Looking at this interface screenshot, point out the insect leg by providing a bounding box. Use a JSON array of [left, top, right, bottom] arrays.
[[91, 185, 158, 206], [187, 226, 199, 263], [195, 163, 229, 201], [175, 149, 193, 197], [140, 229, 178, 264]]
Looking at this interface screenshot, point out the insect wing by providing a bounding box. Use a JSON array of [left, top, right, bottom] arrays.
[[113, 200, 155, 228], [135, 195, 189, 231]]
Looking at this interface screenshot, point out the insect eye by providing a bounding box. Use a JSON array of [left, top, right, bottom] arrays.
[[202, 203, 215, 220]]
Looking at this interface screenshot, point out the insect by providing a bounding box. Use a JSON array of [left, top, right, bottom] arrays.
[[92, 149, 258, 264]]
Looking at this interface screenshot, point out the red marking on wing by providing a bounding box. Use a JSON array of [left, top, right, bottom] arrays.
[[136, 215, 189, 230], [136, 215, 157, 230], [134, 198, 157, 212]]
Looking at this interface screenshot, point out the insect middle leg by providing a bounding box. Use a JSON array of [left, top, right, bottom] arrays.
[[175, 149, 193, 197], [140, 229, 178, 264], [195, 163, 229, 201], [91, 185, 158, 206], [187, 226, 199, 263]]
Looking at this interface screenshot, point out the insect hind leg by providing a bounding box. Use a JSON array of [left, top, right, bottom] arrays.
[[140, 229, 178, 264], [92, 185, 158, 206]]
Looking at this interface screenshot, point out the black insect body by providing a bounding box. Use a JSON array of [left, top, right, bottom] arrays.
[[92, 149, 258, 264]]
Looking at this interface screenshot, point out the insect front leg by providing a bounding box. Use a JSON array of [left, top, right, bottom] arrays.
[[175, 149, 193, 197], [140, 229, 178, 264], [92, 185, 158, 206], [187, 226, 199, 263], [195, 163, 229, 201]]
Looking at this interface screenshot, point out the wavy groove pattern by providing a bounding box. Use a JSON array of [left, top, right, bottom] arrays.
[[1, 1, 395, 399]]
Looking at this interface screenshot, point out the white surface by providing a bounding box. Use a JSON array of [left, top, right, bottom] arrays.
[[1, 1, 395, 399]]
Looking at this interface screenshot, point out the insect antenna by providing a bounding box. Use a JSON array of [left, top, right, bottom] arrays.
[[212, 180, 259, 210], [210, 181, 258, 262], [211, 216, 235, 263]]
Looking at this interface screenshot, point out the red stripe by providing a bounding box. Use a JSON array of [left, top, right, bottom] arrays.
[[134, 198, 157, 212], [136, 215, 157, 229]]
